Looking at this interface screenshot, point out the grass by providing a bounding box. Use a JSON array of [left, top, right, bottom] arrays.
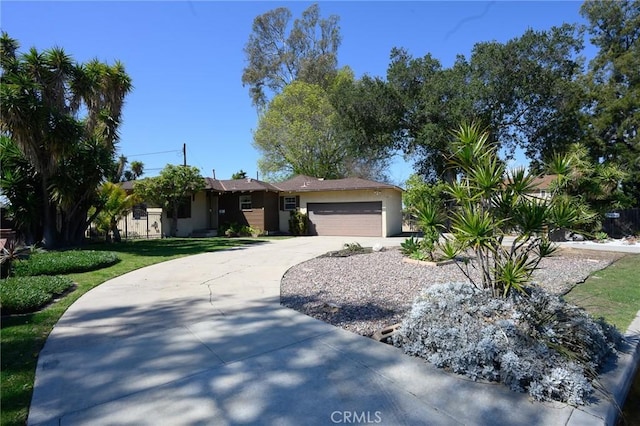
[[564, 254, 640, 331], [563, 254, 640, 426], [0, 237, 261, 426]]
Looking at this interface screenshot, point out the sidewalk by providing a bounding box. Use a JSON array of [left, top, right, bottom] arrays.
[[28, 237, 639, 425]]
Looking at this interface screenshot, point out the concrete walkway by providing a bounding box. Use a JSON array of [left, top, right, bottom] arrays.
[[28, 237, 639, 425]]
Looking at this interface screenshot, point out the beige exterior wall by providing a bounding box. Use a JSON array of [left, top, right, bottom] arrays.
[[160, 192, 209, 237], [278, 189, 402, 237]]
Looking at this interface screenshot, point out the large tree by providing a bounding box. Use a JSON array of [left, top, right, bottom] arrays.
[[134, 165, 205, 237], [0, 33, 132, 247], [253, 75, 393, 181], [328, 69, 404, 181], [253, 81, 344, 180], [242, 3, 341, 110], [581, 0, 640, 206], [386, 25, 585, 181], [469, 24, 586, 169], [387, 49, 478, 182]]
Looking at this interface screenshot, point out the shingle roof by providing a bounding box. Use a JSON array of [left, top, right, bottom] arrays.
[[528, 175, 557, 191], [274, 175, 402, 193], [121, 175, 402, 194], [207, 178, 280, 192]]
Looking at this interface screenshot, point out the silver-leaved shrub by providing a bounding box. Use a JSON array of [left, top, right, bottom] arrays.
[[392, 282, 622, 405]]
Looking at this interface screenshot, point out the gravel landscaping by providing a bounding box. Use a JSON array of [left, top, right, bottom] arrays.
[[280, 247, 624, 337]]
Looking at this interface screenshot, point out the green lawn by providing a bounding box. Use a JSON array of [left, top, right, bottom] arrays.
[[563, 254, 640, 426], [564, 254, 640, 331], [0, 237, 260, 426]]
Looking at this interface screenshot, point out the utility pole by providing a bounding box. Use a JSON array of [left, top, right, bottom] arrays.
[[182, 143, 186, 166]]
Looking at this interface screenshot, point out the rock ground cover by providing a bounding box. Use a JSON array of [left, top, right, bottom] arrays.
[[280, 248, 623, 337]]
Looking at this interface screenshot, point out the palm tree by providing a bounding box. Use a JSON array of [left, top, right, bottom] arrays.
[[0, 32, 132, 247], [92, 182, 139, 242]]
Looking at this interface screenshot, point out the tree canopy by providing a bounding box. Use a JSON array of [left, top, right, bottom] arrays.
[[253, 75, 392, 181], [254, 81, 343, 180], [133, 165, 205, 237], [580, 0, 640, 204], [231, 170, 248, 180], [0, 32, 132, 247], [242, 3, 341, 110]]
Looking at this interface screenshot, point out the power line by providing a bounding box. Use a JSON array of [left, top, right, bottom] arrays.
[[123, 149, 182, 157]]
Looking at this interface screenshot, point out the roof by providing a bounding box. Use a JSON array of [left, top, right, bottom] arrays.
[[120, 175, 402, 194], [528, 175, 557, 191], [275, 175, 402, 193], [206, 178, 280, 193]]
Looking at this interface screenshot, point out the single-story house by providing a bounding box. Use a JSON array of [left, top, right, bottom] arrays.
[[120, 174, 403, 238], [527, 175, 557, 201]]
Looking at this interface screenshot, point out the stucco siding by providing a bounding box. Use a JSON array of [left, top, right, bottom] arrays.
[[384, 189, 403, 236], [278, 189, 402, 237], [160, 193, 208, 237]]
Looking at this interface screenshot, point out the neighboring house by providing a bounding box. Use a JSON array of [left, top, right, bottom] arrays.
[[120, 174, 403, 238], [527, 175, 557, 201]]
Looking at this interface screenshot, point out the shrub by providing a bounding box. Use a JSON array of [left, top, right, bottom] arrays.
[[288, 210, 308, 236], [1, 240, 32, 278], [594, 231, 608, 242], [320, 243, 372, 258], [393, 282, 621, 405], [11, 250, 119, 277], [0, 275, 74, 314]]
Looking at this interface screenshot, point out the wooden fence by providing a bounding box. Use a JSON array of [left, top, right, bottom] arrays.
[[602, 208, 640, 238]]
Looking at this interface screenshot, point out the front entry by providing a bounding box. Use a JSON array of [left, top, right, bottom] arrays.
[[207, 192, 219, 229]]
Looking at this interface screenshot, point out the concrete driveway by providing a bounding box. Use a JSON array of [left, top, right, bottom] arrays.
[[28, 236, 637, 425]]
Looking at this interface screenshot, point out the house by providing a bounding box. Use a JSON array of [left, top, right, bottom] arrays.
[[276, 175, 402, 237], [207, 177, 281, 235], [120, 174, 403, 238], [527, 175, 557, 201]]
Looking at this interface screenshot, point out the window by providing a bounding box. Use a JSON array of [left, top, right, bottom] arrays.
[[280, 195, 299, 211], [239, 194, 252, 210], [283, 196, 297, 211], [132, 203, 148, 220], [166, 197, 191, 219], [540, 190, 547, 198]]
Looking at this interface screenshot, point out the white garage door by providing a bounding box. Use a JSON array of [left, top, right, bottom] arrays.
[[307, 202, 382, 237]]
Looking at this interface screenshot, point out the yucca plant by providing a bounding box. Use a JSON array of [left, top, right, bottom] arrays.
[[445, 123, 585, 298]]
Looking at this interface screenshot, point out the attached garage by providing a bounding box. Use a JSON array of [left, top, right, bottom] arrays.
[[307, 202, 382, 237]]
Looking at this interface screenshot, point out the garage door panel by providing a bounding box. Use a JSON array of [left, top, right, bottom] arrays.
[[308, 202, 381, 237]]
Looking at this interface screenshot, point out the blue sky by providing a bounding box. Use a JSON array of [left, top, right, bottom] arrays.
[[1, 1, 591, 185]]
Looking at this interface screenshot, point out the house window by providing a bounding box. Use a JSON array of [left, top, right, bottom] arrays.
[[540, 190, 547, 198], [280, 195, 299, 211], [132, 203, 147, 220], [239, 194, 252, 210], [166, 197, 191, 219], [283, 196, 297, 211]]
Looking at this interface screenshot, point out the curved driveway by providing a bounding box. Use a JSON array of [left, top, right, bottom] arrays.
[[28, 237, 633, 425]]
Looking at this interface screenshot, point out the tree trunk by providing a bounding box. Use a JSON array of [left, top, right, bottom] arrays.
[[171, 204, 178, 237], [40, 177, 58, 248], [111, 217, 122, 243]]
